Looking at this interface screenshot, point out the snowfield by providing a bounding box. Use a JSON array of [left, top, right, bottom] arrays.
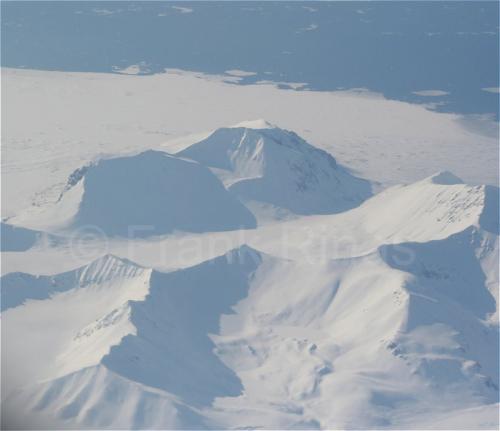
[[1, 68, 499, 429]]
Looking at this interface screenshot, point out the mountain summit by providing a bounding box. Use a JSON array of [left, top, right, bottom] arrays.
[[177, 122, 372, 216]]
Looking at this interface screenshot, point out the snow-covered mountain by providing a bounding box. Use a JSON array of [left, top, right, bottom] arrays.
[[1, 119, 498, 429], [177, 121, 372, 216], [2, 239, 498, 428], [2, 168, 498, 429], [34, 150, 257, 237]]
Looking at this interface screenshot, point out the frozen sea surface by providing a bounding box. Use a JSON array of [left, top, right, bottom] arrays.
[[1, 1, 499, 118]]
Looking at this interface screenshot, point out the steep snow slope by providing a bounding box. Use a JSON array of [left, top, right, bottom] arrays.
[[2, 236, 498, 429], [1, 254, 201, 430], [1, 255, 150, 393], [211, 239, 498, 429], [2, 365, 205, 430], [1, 249, 259, 429], [21, 150, 256, 236], [360, 172, 499, 241], [177, 122, 372, 216], [233, 172, 500, 266]]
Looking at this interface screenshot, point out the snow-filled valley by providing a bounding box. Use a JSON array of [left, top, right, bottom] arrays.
[[1, 68, 499, 430]]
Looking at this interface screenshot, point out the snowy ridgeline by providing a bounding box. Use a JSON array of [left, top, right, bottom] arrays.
[[1, 122, 499, 429], [6, 121, 373, 237]]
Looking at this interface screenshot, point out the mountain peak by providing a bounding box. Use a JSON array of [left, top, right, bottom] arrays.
[[224, 244, 263, 266], [230, 119, 276, 130], [177, 126, 372, 216], [83, 253, 143, 272]]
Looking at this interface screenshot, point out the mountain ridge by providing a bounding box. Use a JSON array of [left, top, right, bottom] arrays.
[[2, 230, 498, 429]]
